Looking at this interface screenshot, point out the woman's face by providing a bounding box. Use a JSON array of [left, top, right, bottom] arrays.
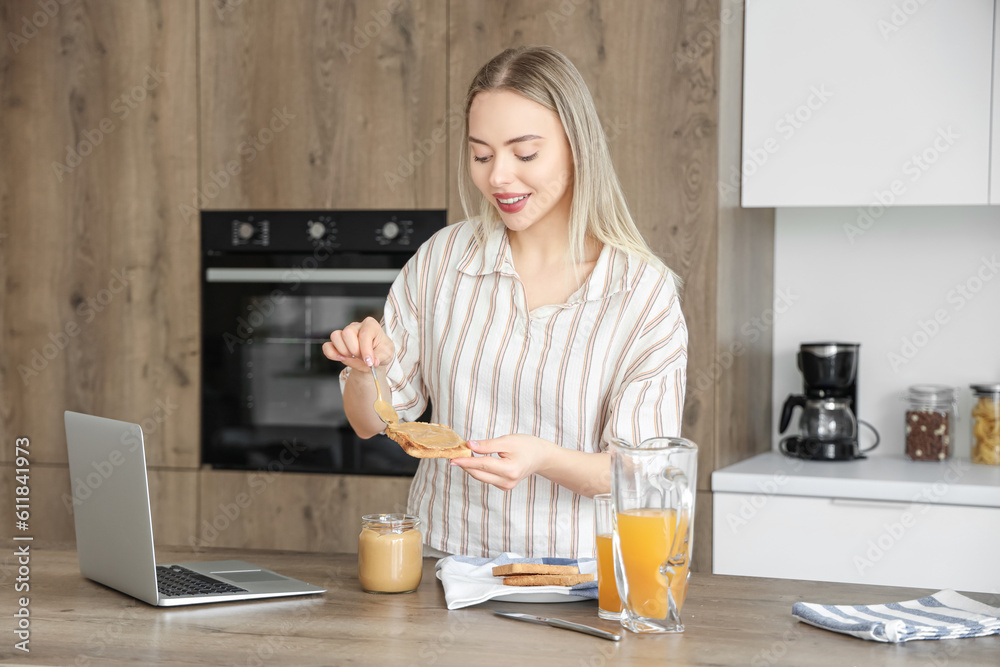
[[467, 90, 574, 235]]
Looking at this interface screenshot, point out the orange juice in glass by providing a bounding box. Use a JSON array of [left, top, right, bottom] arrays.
[[594, 494, 621, 619], [610, 438, 697, 634]]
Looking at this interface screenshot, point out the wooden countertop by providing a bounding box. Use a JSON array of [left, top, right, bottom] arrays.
[[5, 545, 997, 666]]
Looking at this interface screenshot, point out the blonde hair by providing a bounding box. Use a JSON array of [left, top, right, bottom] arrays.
[[458, 45, 670, 277]]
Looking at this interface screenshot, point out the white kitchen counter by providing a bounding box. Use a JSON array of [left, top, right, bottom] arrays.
[[712, 452, 1000, 508], [713, 453, 1000, 592]]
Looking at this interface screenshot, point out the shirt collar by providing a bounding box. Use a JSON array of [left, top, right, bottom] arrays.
[[457, 226, 516, 277], [579, 244, 632, 302], [457, 227, 635, 303]]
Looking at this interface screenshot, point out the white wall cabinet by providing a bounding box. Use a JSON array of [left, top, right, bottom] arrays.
[[742, 0, 996, 207], [714, 492, 1000, 593]]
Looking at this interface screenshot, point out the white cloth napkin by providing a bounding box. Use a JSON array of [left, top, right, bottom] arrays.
[[792, 590, 1000, 643], [435, 552, 598, 610]]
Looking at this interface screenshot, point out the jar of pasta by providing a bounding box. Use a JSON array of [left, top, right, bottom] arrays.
[[970, 384, 1000, 465], [904, 385, 956, 461]]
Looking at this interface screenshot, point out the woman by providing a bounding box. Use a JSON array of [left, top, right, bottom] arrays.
[[324, 46, 687, 559]]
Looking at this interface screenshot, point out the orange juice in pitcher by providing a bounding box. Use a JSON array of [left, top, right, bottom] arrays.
[[616, 508, 690, 618], [610, 437, 697, 634]]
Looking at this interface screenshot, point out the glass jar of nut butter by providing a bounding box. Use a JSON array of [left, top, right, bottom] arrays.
[[358, 514, 423, 593], [904, 385, 956, 461], [970, 384, 1000, 466]]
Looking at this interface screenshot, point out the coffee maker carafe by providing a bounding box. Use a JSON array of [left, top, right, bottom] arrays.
[[779, 342, 880, 461]]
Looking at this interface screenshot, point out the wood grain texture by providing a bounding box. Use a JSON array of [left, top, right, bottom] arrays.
[[1, 464, 76, 543], [197, 469, 412, 553], [693, 489, 712, 573], [17, 546, 1000, 666], [198, 0, 448, 210], [0, 464, 197, 545], [714, 0, 774, 472], [0, 0, 199, 468]]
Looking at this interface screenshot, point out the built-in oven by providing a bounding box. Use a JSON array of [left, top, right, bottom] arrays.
[[200, 210, 445, 475]]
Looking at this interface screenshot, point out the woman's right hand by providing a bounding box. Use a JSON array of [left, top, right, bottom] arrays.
[[323, 317, 395, 371]]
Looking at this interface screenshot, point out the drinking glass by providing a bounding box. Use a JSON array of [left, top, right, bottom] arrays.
[[594, 493, 622, 620], [610, 437, 697, 633]]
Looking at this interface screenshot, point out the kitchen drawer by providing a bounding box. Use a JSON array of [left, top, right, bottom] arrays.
[[713, 492, 1000, 593]]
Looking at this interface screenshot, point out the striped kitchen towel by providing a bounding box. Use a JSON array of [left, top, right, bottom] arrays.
[[792, 590, 1000, 643]]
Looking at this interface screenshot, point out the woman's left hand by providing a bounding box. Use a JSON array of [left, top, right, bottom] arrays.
[[450, 435, 554, 491]]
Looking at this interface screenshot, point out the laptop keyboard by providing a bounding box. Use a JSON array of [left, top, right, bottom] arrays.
[[156, 565, 249, 597]]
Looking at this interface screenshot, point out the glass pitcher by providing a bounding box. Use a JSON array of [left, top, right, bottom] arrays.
[[610, 437, 697, 634]]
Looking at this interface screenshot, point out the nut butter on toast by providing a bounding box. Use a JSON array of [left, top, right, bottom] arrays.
[[384, 421, 470, 459]]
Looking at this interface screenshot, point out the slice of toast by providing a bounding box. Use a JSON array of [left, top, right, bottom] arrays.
[[502, 573, 595, 587], [492, 563, 581, 577], [384, 421, 470, 459]]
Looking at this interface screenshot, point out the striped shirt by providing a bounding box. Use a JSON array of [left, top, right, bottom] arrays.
[[362, 221, 686, 559]]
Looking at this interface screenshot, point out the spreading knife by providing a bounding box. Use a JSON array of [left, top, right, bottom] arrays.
[[493, 610, 622, 641]]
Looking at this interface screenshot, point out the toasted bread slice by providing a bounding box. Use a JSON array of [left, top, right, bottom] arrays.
[[502, 573, 595, 587], [384, 421, 470, 459], [492, 563, 581, 577]]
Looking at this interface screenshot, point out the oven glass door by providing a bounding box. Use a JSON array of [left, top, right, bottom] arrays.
[[202, 268, 423, 475]]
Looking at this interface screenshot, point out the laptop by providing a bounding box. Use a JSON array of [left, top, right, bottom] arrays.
[[64, 411, 326, 606]]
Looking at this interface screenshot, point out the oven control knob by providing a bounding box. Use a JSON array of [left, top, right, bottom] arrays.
[[381, 221, 400, 241], [237, 222, 255, 240], [308, 221, 326, 240]]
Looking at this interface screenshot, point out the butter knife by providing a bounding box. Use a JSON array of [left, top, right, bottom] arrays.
[[493, 610, 622, 641]]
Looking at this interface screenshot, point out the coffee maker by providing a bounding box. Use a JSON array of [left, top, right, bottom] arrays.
[[778, 342, 880, 461]]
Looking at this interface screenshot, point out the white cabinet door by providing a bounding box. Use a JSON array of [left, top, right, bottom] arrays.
[[713, 492, 1000, 593], [741, 1, 995, 207]]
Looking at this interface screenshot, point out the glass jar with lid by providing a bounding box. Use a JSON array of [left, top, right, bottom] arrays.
[[904, 385, 956, 461], [970, 384, 1000, 465], [358, 514, 423, 593]]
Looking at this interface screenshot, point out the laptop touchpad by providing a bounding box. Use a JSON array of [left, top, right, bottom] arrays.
[[214, 570, 287, 583]]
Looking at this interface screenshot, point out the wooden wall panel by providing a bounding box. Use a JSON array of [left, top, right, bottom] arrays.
[[715, 0, 774, 471], [447, 0, 719, 486], [198, 470, 412, 553], [198, 0, 448, 210], [694, 490, 713, 573], [0, 0, 199, 472], [0, 464, 76, 544]]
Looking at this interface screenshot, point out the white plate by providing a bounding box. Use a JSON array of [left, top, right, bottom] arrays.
[[493, 591, 591, 603]]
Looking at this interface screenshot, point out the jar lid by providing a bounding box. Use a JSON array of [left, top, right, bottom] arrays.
[[907, 384, 956, 402], [362, 513, 421, 529], [970, 383, 1000, 396]]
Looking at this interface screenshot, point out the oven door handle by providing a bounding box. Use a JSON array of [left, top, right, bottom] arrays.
[[205, 268, 401, 284]]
